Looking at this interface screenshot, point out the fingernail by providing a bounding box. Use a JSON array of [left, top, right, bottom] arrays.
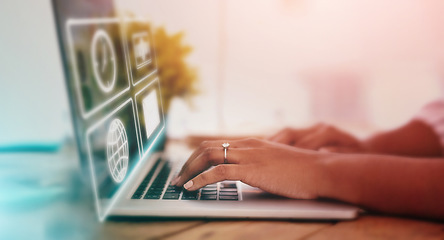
[[184, 180, 193, 190], [171, 176, 181, 185]]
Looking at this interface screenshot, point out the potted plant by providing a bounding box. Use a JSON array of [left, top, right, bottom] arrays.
[[152, 26, 199, 150]]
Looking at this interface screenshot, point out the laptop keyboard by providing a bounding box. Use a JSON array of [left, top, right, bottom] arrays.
[[131, 158, 239, 201]]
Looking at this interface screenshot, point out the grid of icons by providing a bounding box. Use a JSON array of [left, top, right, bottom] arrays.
[[66, 18, 164, 187]]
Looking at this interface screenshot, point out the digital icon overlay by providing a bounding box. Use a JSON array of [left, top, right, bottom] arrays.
[[67, 19, 131, 119], [67, 18, 163, 220], [132, 32, 152, 69], [134, 78, 165, 157], [123, 20, 157, 86], [91, 29, 117, 93], [142, 89, 161, 139], [106, 118, 129, 183]]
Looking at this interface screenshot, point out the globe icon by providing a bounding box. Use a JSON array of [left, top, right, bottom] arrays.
[[107, 118, 129, 183]]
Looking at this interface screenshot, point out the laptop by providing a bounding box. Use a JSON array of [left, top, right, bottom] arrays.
[[52, 0, 360, 221]]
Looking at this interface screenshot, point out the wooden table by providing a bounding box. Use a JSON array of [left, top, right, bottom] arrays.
[[97, 214, 444, 240], [2, 142, 444, 239]]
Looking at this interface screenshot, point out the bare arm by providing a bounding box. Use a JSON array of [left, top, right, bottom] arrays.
[[320, 153, 444, 219], [363, 120, 442, 157], [268, 120, 443, 157], [174, 139, 444, 220]]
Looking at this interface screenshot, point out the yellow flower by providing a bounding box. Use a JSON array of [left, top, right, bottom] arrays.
[[153, 27, 199, 112]]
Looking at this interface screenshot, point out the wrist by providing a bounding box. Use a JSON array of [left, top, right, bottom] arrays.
[[313, 152, 335, 199], [314, 153, 362, 204]]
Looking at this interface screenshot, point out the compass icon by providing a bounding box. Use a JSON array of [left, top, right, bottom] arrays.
[[91, 29, 117, 93]]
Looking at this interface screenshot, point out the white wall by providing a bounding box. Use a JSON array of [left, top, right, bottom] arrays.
[[2, 0, 443, 143], [116, 0, 223, 136], [118, 0, 444, 137], [0, 0, 67, 145]]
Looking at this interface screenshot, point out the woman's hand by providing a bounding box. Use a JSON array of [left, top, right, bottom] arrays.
[[268, 124, 365, 153], [172, 138, 326, 199]]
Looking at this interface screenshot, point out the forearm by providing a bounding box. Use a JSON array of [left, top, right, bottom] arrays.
[[318, 153, 444, 219], [363, 120, 442, 157]]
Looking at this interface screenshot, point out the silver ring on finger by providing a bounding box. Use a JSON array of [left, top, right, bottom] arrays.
[[222, 143, 230, 164]]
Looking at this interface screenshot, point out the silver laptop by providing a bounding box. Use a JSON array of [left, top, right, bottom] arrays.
[[52, 0, 359, 221]]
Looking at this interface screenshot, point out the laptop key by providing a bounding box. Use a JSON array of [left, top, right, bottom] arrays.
[[220, 188, 237, 192], [219, 195, 238, 201], [147, 189, 163, 194], [131, 194, 141, 199], [183, 189, 198, 194], [136, 186, 146, 192], [163, 193, 180, 200], [134, 189, 144, 194], [200, 195, 217, 200], [131, 158, 162, 199], [166, 185, 182, 192], [182, 191, 199, 200], [221, 183, 237, 189], [183, 190, 198, 196], [219, 191, 238, 196], [165, 190, 179, 194], [201, 191, 217, 196], [144, 194, 161, 199], [201, 188, 217, 192], [182, 195, 198, 200]]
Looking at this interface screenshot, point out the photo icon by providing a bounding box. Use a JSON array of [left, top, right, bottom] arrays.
[[142, 89, 161, 139]]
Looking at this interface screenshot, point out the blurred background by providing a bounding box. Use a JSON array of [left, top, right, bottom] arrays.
[[118, 0, 444, 138], [1, 0, 444, 238], [2, 0, 444, 144]]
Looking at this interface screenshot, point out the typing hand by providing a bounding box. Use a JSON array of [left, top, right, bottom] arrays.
[[172, 138, 326, 199], [268, 124, 365, 153]]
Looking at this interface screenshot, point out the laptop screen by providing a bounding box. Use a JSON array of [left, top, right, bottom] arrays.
[[52, 0, 165, 220]]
